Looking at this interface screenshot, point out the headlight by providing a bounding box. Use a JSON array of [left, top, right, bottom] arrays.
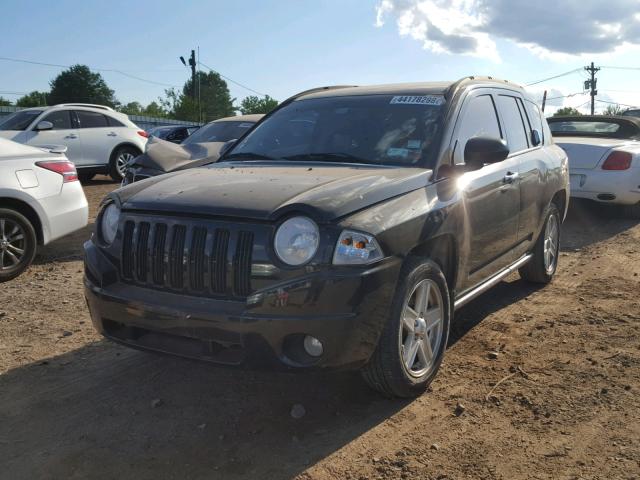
[[333, 230, 383, 265], [100, 203, 120, 245], [274, 216, 319, 266]]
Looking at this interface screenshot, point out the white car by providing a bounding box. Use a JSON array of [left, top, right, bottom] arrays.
[[548, 115, 640, 218], [0, 138, 88, 282], [0, 104, 148, 181]]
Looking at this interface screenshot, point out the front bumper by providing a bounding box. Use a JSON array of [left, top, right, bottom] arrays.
[[570, 167, 640, 205], [84, 241, 401, 370]]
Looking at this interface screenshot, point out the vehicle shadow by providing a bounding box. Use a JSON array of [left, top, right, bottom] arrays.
[[0, 343, 409, 480], [449, 277, 542, 347], [33, 223, 94, 265], [561, 199, 639, 251]]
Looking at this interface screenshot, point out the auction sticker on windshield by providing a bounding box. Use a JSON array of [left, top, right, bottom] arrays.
[[390, 95, 445, 106]]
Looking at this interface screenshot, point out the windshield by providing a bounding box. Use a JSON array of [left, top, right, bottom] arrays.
[[183, 120, 255, 145], [0, 110, 43, 131], [225, 94, 445, 167]]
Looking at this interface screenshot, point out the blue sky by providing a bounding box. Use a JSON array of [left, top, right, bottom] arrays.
[[2, 0, 640, 114]]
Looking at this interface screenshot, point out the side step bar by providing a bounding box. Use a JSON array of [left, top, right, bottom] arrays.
[[454, 254, 533, 310]]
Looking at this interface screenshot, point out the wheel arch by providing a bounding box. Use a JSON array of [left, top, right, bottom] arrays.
[[406, 234, 458, 294], [109, 142, 142, 163], [551, 189, 568, 222], [0, 196, 45, 245]]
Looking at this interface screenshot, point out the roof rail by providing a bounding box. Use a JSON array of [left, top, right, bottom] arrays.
[[445, 76, 515, 100], [280, 85, 358, 106], [54, 103, 114, 111]]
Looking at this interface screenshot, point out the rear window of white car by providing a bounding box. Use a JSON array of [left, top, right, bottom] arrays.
[[76, 110, 109, 128]]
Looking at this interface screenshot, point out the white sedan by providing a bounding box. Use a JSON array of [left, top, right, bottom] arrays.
[[548, 115, 640, 218], [0, 138, 88, 281]]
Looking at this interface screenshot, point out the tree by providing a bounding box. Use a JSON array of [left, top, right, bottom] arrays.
[[602, 104, 624, 115], [48, 65, 118, 107], [160, 71, 234, 122], [16, 91, 48, 107], [239, 95, 279, 115], [0, 97, 11, 106], [142, 101, 167, 118], [119, 101, 144, 116], [553, 107, 582, 117]]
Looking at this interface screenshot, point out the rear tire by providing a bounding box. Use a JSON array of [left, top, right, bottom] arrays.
[[0, 208, 37, 283], [519, 203, 560, 284], [78, 173, 95, 183], [109, 146, 139, 182], [361, 258, 451, 398]]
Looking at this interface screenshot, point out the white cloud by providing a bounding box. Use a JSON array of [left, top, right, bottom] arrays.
[[375, 0, 640, 61]]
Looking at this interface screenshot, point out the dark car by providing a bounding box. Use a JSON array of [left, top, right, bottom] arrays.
[[621, 108, 640, 119], [123, 114, 263, 185], [85, 78, 569, 398], [147, 125, 199, 144]]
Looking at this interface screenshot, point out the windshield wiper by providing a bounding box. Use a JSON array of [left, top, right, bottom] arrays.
[[282, 153, 373, 164], [223, 152, 275, 161]]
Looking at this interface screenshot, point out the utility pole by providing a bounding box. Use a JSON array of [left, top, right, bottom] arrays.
[[179, 50, 197, 100], [584, 62, 600, 115], [541, 90, 547, 113]]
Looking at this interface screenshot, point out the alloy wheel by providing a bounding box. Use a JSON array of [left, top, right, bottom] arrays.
[[116, 152, 135, 177], [398, 278, 444, 378], [0, 218, 26, 271], [543, 213, 559, 273]]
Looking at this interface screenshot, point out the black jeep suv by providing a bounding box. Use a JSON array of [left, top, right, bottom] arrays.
[[84, 78, 569, 398]]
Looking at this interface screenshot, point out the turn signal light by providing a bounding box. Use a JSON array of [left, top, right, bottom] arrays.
[[602, 151, 632, 170], [35, 160, 78, 182], [137, 130, 149, 138]]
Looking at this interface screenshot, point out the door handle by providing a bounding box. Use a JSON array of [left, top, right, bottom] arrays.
[[503, 171, 519, 184], [65, 134, 78, 139], [107, 132, 117, 137]]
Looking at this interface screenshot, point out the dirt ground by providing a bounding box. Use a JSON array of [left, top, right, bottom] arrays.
[[1, 176, 639, 480]]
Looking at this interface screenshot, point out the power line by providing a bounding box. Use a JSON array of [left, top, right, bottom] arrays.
[[595, 99, 637, 108], [525, 68, 582, 86], [0, 55, 180, 88], [197, 61, 267, 97]]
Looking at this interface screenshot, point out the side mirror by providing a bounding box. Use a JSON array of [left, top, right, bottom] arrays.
[[35, 121, 53, 131], [464, 136, 510, 171], [219, 139, 237, 157], [531, 129, 541, 146]]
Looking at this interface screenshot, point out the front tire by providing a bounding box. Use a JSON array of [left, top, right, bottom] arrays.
[[0, 208, 37, 283], [109, 146, 139, 182], [519, 203, 560, 284], [361, 258, 451, 398]]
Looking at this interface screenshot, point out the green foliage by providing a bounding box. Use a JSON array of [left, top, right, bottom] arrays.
[[239, 95, 279, 115], [0, 97, 12, 106], [119, 101, 144, 115], [48, 65, 118, 107], [553, 107, 582, 117], [602, 104, 624, 115], [16, 91, 48, 107], [159, 71, 234, 122], [142, 101, 166, 118]]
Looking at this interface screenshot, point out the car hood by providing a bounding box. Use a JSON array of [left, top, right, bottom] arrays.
[[130, 137, 224, 172], [117, 161, 433, 222]]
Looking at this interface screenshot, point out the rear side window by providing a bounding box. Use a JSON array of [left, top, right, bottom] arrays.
[[76, 110, 109, 128], [42, 110, 72, 130], [106, 115, 126, 127], [497, 95, 529, 153], [524, 100, 544, 144], [454, 94, 502, 164]]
